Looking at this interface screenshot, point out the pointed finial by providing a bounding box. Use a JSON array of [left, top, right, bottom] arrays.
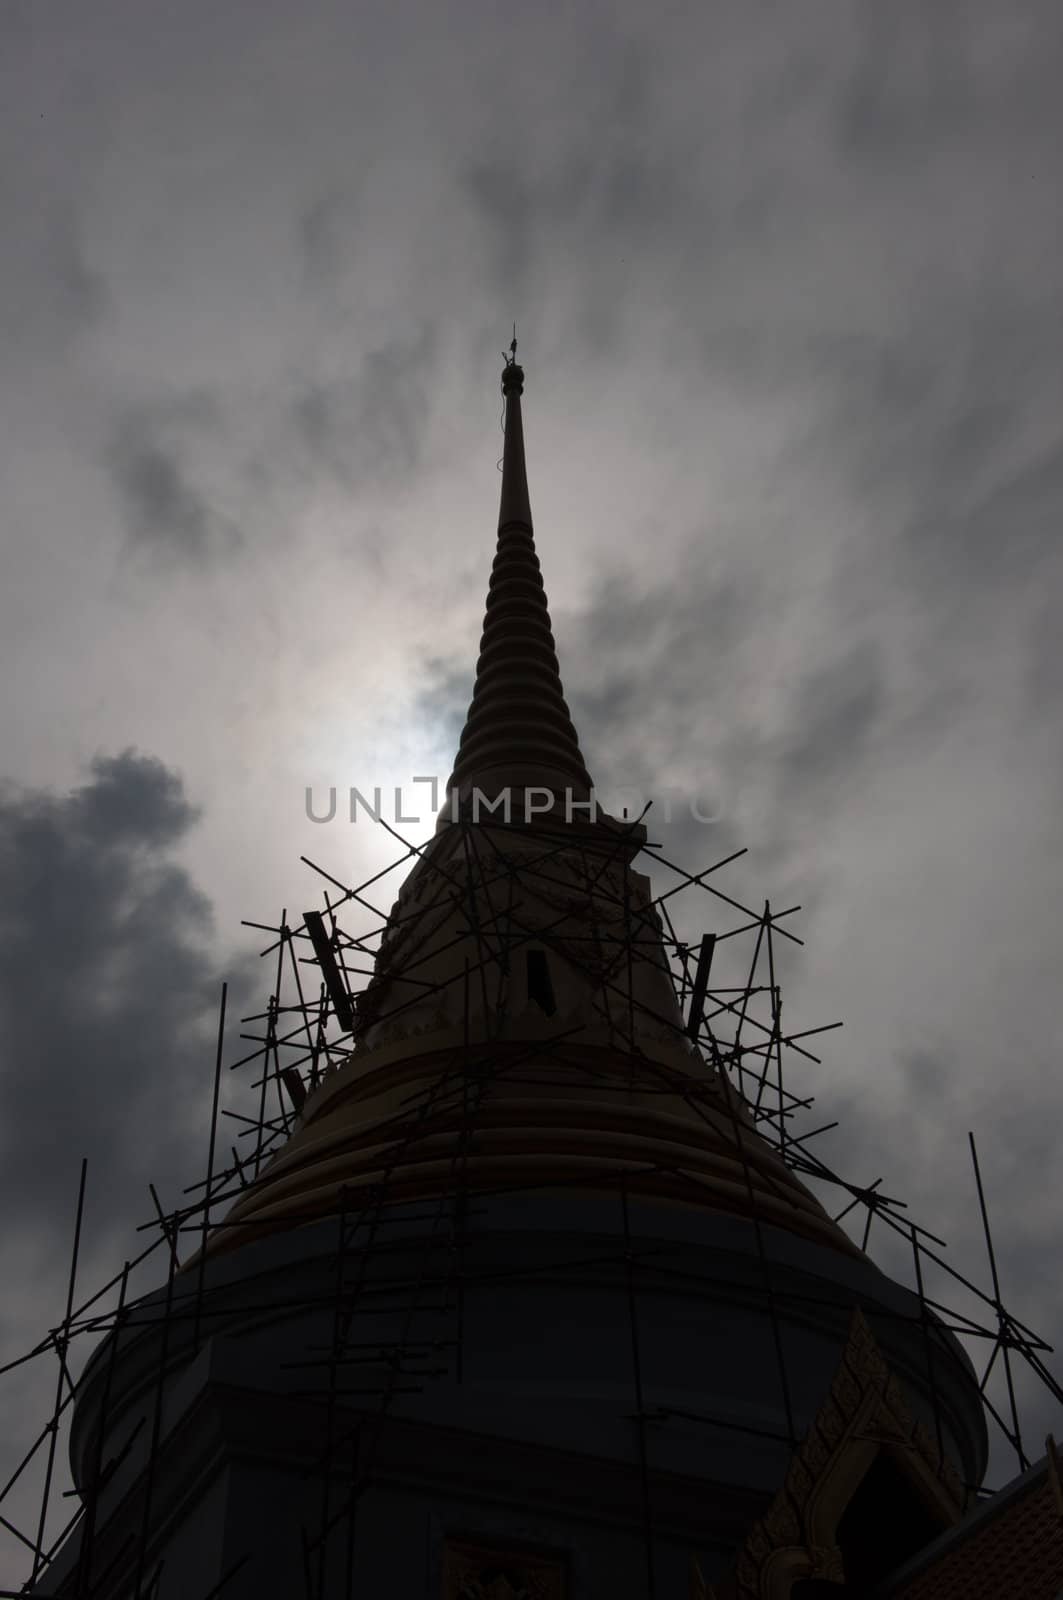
[[501, 324, 524, 396]]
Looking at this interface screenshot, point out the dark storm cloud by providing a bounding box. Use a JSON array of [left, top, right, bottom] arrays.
[[67, 748, 198, 847], [0, 752, 268, 1584], [107, 401, 241, 563], [291, 326, 438, 489], [0, 753, 248, 1256]]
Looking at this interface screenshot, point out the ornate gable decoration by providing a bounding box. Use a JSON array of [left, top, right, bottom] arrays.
[[732, 1308, 966, 1598], [442, 1536, 566, 1600]]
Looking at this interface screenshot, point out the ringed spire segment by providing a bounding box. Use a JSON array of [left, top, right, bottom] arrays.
[[448, 349, 593, 803]]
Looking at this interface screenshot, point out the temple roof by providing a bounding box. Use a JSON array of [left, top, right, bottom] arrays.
[[875, 1448, 1063, 1598]]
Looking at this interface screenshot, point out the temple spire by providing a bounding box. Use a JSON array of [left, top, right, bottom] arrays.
[[498, 333, 532, 531], [447, 349, 593, 804]]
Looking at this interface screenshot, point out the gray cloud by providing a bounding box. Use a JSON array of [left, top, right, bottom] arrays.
[[107, 399, 242, 564], [0, 212, 106, 355], [298, 188, 361, 289], [0, 753, 269, 1583], [411, 655, 472, 767], [777, 642, 886, 794], [0, 752, 247, 1256], [556, 562, 893, 874], [924, 438, 1063, 580], [1027, 594, 1063, 717], [0, 0, 1061, 1544], [0, 9, 109, 358], [290, 325, 438, 490], [565, 567, 761, 771], [837, 4, 1063, 160]]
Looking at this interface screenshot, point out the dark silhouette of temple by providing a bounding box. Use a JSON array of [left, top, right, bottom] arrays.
[[23, 351, 1063, 1599]]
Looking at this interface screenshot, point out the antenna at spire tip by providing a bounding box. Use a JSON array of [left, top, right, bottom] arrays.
[[501, 324, 524, 395]]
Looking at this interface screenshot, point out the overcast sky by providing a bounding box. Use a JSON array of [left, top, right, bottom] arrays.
[[2, 0, 1061, 1582]]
